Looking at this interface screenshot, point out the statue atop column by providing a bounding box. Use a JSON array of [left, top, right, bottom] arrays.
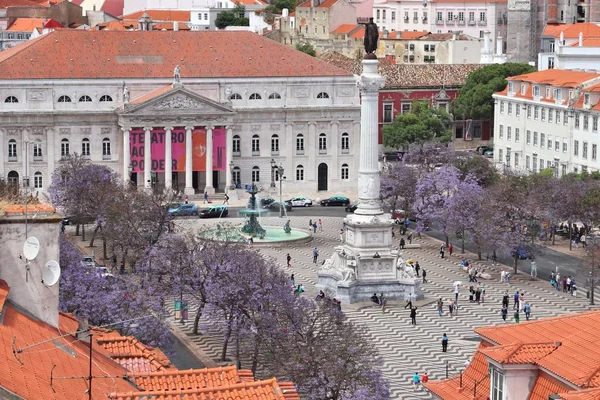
[[362, 17, 379, 58], [123, 86, 130, 103], [174, 65, 181, 84]]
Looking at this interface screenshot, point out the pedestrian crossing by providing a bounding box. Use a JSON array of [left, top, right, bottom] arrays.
[[173, 216, 598, 399]]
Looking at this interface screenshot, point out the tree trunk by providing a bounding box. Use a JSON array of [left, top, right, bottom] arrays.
[[75, 223, 80, 236], [569, 222, 572, 251], [103, 238, 107, 259], [221, 323, 233, 361], [445, 235, 449, 248], [89, 224, 101, 247], [251, 336, 260, 375], [461, 232, 465, 254], [82, 224, 86, 242], [192, 303, 205, 334], [477, 249, 482, 261]]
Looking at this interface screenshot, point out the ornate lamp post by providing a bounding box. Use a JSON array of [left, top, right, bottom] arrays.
[[150, 169, 157, 192], [271, 161, 285, 217], [270, 158, 276, 188]]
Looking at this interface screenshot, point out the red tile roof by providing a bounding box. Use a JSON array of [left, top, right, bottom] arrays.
[[100, 0, 123, 17], [95, 331, 173, 373], [130, 84, 174, 104], [350, 27, 364, 39], [129, 366, 254, 391], [543, 22, 600, 38], [0, 30, 351, 80], [0, 286, 136, 399], [233, 0, 267, 5], [6, 17, 45, 31], [153, 21, 191, 30], [95, 20, 135, 30], [384, 30, 428, 40], [480, 342, 560, 364], [298, 0, 338, 7], [434, 0, 506, 2], [109, 378, 301, 400], [506, 69, 599, 87], [570, 38, 600, 47], [0, 0, 47, 7], [332, 23, 359, 34], [529, 372, 572, 400], [121, 9, 190, 21], [559, 387, 600, 399]]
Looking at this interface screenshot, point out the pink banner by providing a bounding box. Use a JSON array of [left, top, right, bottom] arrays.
[[130, 128, 225, 173]]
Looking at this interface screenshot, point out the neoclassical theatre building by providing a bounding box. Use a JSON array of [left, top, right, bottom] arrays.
[[0, 30, 360, 196]]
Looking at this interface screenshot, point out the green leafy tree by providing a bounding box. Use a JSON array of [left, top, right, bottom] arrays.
[[266, 0, 297, 13], [295, 42, 316, 57], [215, 5, 249, 29], [451, 63, 536, 121], [383, 100, 452, 149]]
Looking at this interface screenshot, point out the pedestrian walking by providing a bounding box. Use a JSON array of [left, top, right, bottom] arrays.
[[312, 247, 319, 263], [380, 293, 387, 313], [440, 244, 445, 259], [530, 261, 537, 279], [453, 282, 460, 303], [502, 291, 509, 308], [437, 298, 444, 316], [481, 286, 486, 303], [407, 232, 413, 244], [524, 302, 531, 321], [312, 222, 317, 233], [223, 193, 229, 204], [514, 310, 520, 323], [442, 333, 448, 352], [581, 234, 587, 248], [501, 305, 508, 322], [412, 372, 421, 391], [506, 271, 511, 285], [286, 253, 291, 267], [555, 273, 561, 292], [421, 372, 429, 385], [550, 271, 556, 287], [513, 291, 520, 310], [184, 195, 189, 204], [500, 270, 506, 284], [567, 276, 572, 292], [410, 306, 417, 325], [318, 219, 323, 232], [447, 299, 454, 316], [339, 228, 344, 242], [399, 238, 406, 250], [309, 219, 313, 229], [422, 268, 427, 283], [415, 261, 421, 277], [290, 274, 295, 286], [448, 243, 454, 257], [404, 292, 414, 309], [203, 191, 209, 203]]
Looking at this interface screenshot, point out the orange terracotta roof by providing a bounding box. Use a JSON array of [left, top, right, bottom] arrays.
[[43, 18, 62, 28], [0, 0, 47, 7], [480, 342, 560, 364], [476, 310, 600, 388], [6, 17, 45, 31], [121, 9, 190, 21], [233, 0, 267, 5], [0, 280, 8, 311], [95, 331, 173, 373], [0, 30, 350, 80], [130, 84, 174, 104], [0, 302, 135, 398], [424, 344, 490, 400], [559, 387, 600, 399], [435, 0, 506, 2], [154, 21, 191, 30], [384, 30, 428, 40], [96, 20, 135, 30], [570, 38, 600, 46], [350, 27, 364, 38], [506, 69, 599, 87], [129, 366, 254, 391], [543, 22, 600, 38], [3, 203, 56, 216], [298, 0, 337, 7], [109, 377, 301, 400], [529, 372, 573, 400], [332, 23, 359, 34], [100, 0, 123, 17]]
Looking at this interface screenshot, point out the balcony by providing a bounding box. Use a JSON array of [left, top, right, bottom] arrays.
[[33, 155, 43, 162], [233, 150, 241, 157], [457, 19, 465, 25], [468, 19, 475, 25], [271, 150, 280, 156], [436, 19, 444, 25], [319, 148, 327, 154], [478, 19, 486, 25], [341, 148, 350, 154], [102, 154, 111, 160], [446, 19, 455, 24], [404, 17, 409, 22], [413, 18, 418, 23], [252, 151, 260, 156], [296, 149, 305, 155], [8, 155, 17, 162]]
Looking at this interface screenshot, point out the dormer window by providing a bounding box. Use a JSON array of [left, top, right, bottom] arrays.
[[546, 87, 551, 98], [521, 84, 527, 95], [569, 90, 574, 99], [508, 81, 514, 94], [584, 93, 590, 106], [533, 85, 540, 97], [554, 88, 562, 101]]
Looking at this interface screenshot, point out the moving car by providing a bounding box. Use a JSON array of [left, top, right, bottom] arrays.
[[259, 197, 277, 208], [510, 245, 533, 260], [287, 197, 312, 207], [199, 205, 229, 218], [320, 195, 350, 207], [168, 204, 198, 216], [267, 201, 292, 212], [345, 203, 358, 213]]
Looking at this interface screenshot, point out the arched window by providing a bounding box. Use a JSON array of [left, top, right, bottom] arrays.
[[33, 139, 43, 160], [81, 138, 90, 158], [79, 95, 92, 102], [99, 95, 113, 102], [341, 163, 349, 180], [251, 134, 260, 155], [341, 132, 349, 153], [7, 170, 19, 186], [102, 138, 111, 159], [232, 166, 241, 186], [296, 165, 304, 181], [268, 93, 281, 99], [34, 171, 43, 189], [296, 134, 304, 154], [233, 135, 241, 155], [249, 93, 262, 100], [317, 92, 330, 99], [58, 95, 72, 103], [230, 93, 242, 100], [61, 138, 70, 157], [4, 96, 18, 103], [251, 166, 260, 182], [8, 139, 17, 161], [271, 134, 279, 154], [318, 133, 327, 151]]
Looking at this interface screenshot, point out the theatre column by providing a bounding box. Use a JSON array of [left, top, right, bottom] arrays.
[[184, 126, 194, 195], [164, 127, 173, 190], [143, 127, 152, 189], [225, 126, 233, 190], [205, 126, 214, 194], [123, 128, 130, 184]]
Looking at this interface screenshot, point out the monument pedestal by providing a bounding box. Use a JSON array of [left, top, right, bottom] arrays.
[[317, 54, 422, 304]]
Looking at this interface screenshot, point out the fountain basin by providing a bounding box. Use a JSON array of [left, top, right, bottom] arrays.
[[198, 224, 312, 246]]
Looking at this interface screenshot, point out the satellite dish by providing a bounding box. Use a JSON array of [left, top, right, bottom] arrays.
[[43, 260, 61, 286], [23, 237, 40, 261]]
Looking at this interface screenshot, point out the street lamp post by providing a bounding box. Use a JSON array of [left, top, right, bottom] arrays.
[[127, 164, 134, 186], [270, 158, 276, 188], [150, 169, 157, 193], [505, 153, 510, 174], [271, 162, 285, 218]]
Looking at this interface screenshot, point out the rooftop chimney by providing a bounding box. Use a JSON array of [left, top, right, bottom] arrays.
[[560, 31, 564, 45], [282, 8, 289, 17], [496, 34, 503, 56], [173, 21, 179, 31], [579, 31, 583, 46]]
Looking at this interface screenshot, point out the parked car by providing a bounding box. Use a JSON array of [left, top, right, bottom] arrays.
[[95, 266, 114, 279], [287, 197, 312, 207], [320, 195, 350, 207], [476, 146, 493, 156], [267, 201, 292, 212], [345, 203, 358, 213], [483, 149, 493, 158], [163, 202, 182, 211], [168, 204, 198, 216], [81, 256, 96, 268], [259, 197, 277, 208], [510, 245, 533, 260], [199, 205, 229, 218]]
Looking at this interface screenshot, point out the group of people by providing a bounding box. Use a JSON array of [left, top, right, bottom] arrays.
[[437, 298, 458, 317], [468, 285, 485, 303], [500, 270, 512, 285], [371, 293, 388, 312], [315, 290, 342, 310], [500, 290, 532, 322], [308, 219, 323, 234], [550, 272, 577, 296]]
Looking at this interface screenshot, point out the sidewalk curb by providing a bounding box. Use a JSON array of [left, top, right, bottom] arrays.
[[169, 322, 218, 368]]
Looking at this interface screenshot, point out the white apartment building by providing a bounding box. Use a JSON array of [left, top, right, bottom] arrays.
[[373, 0, 507, 51], [538, 22, 600, 71], [493, 69, 600, 176]]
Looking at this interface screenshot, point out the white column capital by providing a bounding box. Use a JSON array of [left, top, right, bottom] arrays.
[[143, 126, 153, 132], [330, 121, 340, 126], [164, 126, 174, 131], [122, 127, 132, 133], [184, 126, 194, 131]]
